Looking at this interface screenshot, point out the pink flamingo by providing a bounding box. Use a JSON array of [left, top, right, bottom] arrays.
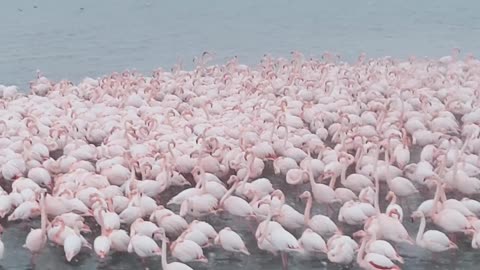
[[299, 191, 339, 237], [158, 229, 193, 270], [23, 192, 47, 264], [214, 227, 250, 255], [411, 210, 458, 252], [356, 232, 400, 270]]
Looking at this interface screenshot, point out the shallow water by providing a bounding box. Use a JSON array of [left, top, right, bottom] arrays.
[[2, 1, 480, 269], [2, 0, 480, 88], [1, 167, 479, 270]]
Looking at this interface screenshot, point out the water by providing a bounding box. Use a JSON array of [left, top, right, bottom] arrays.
[[1, 0, 480, 269], [2, 0, 480, 88], [1, 168, 478, 270]]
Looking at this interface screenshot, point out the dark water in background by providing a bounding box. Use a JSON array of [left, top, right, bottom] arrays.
[[2, 0, 480, 88], [2, 0, 480, 269]]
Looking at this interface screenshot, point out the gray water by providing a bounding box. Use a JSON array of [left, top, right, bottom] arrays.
[[2, 0, 480, 269], [2, 0, 480, 88], [1, 168, 478, 270]]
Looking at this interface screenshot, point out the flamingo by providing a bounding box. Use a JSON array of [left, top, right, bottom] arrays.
[[214, 227, 250, 255], [352, 230, 404, 264], [158, 228, 193, 270], [2, 51, 480, 270], [256, 209, 302, 270], [356, 233, 400, 270], [171, 237, 208, 263], [127, 234, 162, 259], [23, 192, 47, 264], [385, 191, 403, 222], [298, 228, 328, 254], [299, 191, 339, 238], [411, 210, 458, 252]]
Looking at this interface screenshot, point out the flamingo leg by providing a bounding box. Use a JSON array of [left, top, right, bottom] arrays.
[[326, 203, 335, 217], [247, 219, 256, 234], [30, 253, 37, 268], [139, 257, 148, 270], [449, 233, 457, 243], [281, 252, 289, 270]]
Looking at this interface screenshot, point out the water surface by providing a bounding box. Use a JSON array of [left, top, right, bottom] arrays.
[[2, 0, 480, 88], [1, 1, 479, 269]]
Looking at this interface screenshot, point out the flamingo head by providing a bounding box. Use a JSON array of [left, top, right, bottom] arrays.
[[352, 230, 366, 239], [97, 251, 107, 259], [179, 200, 189, 217], [298, 191, 311, 200]]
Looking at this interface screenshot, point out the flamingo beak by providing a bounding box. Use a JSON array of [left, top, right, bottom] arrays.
[[98, 251, 106, 259], [82, 224, 92, 233]]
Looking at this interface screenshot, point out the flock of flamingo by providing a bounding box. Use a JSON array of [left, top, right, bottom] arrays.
[[0, 51, 480, 269]]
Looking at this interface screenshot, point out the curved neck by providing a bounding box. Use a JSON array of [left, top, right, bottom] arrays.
[[416, 215, 426, 245], [388, 193, 397, 205], [168, 142, 176, 158], [220, 181, 238, 206], [303, 195, 312, 225], [357, 236, 367, 267], [249, 192, 260, 206]]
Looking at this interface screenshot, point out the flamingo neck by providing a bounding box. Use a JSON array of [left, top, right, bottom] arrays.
[[328, 172, 337, 189], [388, 193, 397, 205], [385, 141, 392, 187], [373, 148, 380, 214], [269, 124, 275, 143], [168, 142, 176, 158], [198, 167, 208, 193], [303, 195, 312, 225], [249, 192, 260, 206], [440, 184, 447, 202], [220, 181, 237, 206], [40, 194, 47, 234], [340, 161, 347, 186], [161, 236, 168, 268], [452, 145, 459, 181], [355, 146, 364, 172], [399, 96, 405, 128], [416, 214, 426, 245], [357, 236, 367, 267], [259, 212, 272, 244], [432, 181, 443, 215], [308, 162, 316, 188]]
